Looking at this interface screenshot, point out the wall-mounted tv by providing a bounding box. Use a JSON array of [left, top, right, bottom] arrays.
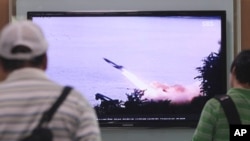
[[27, 10, 227, 127]]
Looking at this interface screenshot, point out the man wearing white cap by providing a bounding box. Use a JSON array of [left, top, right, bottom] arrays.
[[0, 20, 101, 141]]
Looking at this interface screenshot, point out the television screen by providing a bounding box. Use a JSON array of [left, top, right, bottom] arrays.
[[27, 11, 227, 127]]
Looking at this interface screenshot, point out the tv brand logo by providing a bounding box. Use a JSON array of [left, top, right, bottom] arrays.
[[230, 125, 250, 141], [201, 21, 215, 27]]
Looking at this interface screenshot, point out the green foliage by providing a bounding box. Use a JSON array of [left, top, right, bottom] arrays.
[[194, 43, 226, 98]]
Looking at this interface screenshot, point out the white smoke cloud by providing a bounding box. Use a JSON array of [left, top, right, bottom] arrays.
[[122, 69, 201, 104], [142, 81, 201, 104]]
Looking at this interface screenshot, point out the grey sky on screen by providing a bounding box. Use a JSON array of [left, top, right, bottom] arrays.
[[33, 16, 221, 105]]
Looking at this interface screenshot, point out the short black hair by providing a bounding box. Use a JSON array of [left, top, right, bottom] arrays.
[[230, 50, 250, 84], [0, 45, 46, 72]]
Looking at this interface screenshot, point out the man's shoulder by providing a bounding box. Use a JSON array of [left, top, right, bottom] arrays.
[[202, 96, 222, 113], [207, 96, 222, 105]]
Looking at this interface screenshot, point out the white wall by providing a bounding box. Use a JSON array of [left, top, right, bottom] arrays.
[[16, 0, 234, 141]]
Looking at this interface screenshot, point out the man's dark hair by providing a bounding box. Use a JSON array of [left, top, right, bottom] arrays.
[[0, 45, 46, 72], [230, 50, 250, 84]]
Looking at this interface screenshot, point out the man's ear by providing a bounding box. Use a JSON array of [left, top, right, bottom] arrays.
[[0, 59, 7, 81], [230, 67, 238, 88], [231, 67, 237, 77], [42, 54, 48, 70]]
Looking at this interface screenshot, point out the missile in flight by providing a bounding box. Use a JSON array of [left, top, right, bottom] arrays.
[[103, 58, 124, 70]]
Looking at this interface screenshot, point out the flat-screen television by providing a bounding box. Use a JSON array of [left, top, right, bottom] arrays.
[[27, 11, 227, 128]]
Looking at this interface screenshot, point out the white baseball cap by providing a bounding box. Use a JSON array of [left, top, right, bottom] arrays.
[[0, 20, 48, 60]]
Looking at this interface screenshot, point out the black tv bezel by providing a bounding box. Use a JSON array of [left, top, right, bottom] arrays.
[[27, 10, 227, 128]]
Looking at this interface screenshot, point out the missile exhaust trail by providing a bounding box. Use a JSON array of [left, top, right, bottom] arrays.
[[103, 57, 149, 90]]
